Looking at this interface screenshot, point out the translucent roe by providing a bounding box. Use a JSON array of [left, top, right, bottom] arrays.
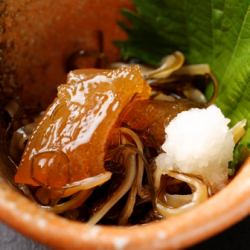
[[15, 66, 151, 188], [122, 99, 195, 148]]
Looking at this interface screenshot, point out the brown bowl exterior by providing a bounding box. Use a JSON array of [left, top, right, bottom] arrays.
[[0, 0, 250, 249]]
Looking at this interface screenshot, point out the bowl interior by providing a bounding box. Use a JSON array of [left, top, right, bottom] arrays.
[[1, 0, 132, 108]]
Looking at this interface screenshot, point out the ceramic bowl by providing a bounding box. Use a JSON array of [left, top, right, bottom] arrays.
[[0, 1, 250, 249]]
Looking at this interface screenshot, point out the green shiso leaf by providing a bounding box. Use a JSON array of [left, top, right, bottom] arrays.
[[118, 0, 250, 170], [229, 143, 250, 175]]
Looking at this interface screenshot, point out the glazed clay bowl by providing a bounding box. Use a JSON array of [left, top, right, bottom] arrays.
[[1, 1, 250, 249]]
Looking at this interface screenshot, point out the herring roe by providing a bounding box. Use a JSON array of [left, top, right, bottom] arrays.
[[155, 105, 235, 192]]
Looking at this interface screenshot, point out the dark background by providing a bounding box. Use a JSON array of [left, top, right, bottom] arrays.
[[0, 216, 249, 250]]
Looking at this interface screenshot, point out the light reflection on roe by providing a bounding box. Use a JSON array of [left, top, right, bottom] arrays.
[[15, 66, 151, 188]]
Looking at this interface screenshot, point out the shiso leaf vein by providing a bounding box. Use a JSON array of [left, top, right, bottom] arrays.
[[118, 0, 250, 169]]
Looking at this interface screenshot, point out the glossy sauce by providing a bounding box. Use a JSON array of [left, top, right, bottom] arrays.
[[122, 99, 196, 148], [15, 66, 151, 188]]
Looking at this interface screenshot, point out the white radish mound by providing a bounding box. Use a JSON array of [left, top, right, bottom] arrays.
[[156, 105, 235, 192]]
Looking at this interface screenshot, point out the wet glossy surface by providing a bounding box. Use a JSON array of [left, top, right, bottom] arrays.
[[122, 99, 196, 148], [15, 66, 151, 187]]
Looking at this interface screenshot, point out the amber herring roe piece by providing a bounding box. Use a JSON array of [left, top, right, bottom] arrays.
[[15, 66, 151, 188]]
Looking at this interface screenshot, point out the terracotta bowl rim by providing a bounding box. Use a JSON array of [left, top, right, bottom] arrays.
[[0, 158, 250, 249]]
